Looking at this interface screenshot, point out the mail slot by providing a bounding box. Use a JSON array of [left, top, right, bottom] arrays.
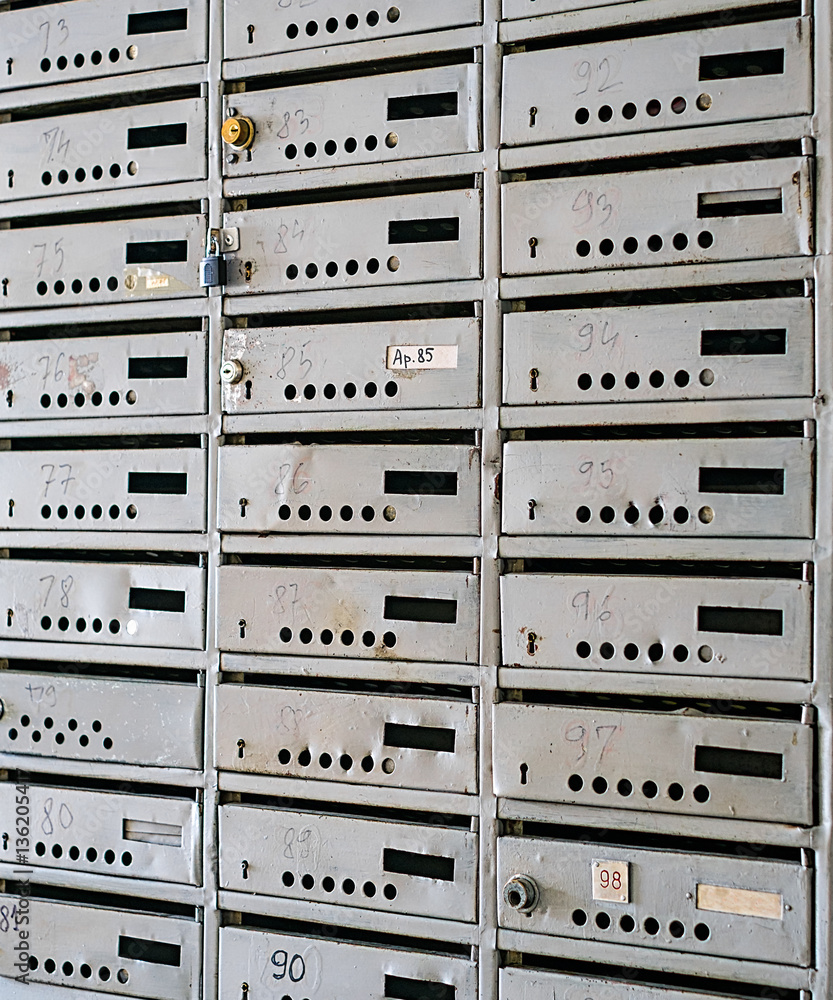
[[219, 443, 480, 535], [0, 783, 200, 884], [223, 63, 480, 179], [0, 214, 205, 311], [502, 18, 811, 146], [216, 682, 477, 793], [494, 699, 813, 824], [502, 156, 813, 275], [498, 834, 811, 967], [0, 892, 201, 998], [223, 188, 482, 294], [0, 558, 205, 649], [0, 670, 202, 768], [1, 98, 207, 202], [501, 568, 812, 681], [0, 331, 206, 421], [502, 434, 814, 537], [221, 317, 480, 414], [220, 802, 477, 922], [0, 0, 208, 92], [218, 564, 479, 663], [503, 297, 813, 405], [224, 0, 482, 61], [0, 446, 206, 532]]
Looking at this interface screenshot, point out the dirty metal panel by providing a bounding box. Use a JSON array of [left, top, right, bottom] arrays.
[[221, 318, 480, 414], [219, 444, 480, 535], [0, 784, 200, 885], [223, 64, 480, 178], [0, 894, 201, 998], [493, 701, 813, 824], [497, 836, 811, 966], [224, 0, 482, 61], [0, 447, 206, 532], [1, 98, 207, 203], [0, 671, 203, 768], [502, 437, 814, 538], [503, 298, 813, 406], [502, 0, 794, 17], [219, 803, 477, 922], [501, 572, 812, 681], [217, 565, 479, 664], [0, 214, 206, 311], [220, 925, 478, 1000], [223, 189, 482, 295], [0, 331, 207, 421], [216, 683, 478, 794], [502, 157, 813, 275], [0, 0, 208, 92], [0, 559, 206, 649], [501, 966, 770, 1000], [502, 18, 811, 146]]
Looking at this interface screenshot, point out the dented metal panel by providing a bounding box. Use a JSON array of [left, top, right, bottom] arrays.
[[0, 215, 206, 311], [221, 318, 480, 414], [502, 157, 813, 275], [0, 894, 201, 998], [217, 565, 479, 663], [0, 784, 200, 884], [1, 98, 207, 203], [498, 836, 811, 966], [502, 436, 814, 537], [220, 803, 477, 922], [0, 0, 208, 92], [0, 332, 207, 421], [224, 0, 482, 60], [219, 444, 480, 535], [220, 925, 477, 1000], [223, 64, 480, 178], [223, 189, 482, 295], [501, 572, 812, 680], [0, 671, 202, 768], [503, 298, 813, 406], [0, 447, 206, 532], [502, 18, 811, 146], [216, 683, 478, 793], [0, 559, 206, 649], [493, 701, 813, 824], [501, 966, 766, 1000]]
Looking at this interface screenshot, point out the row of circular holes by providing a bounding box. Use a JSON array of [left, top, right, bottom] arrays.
[[276, 748, 395, 774], [8, 719, 112, 748], [284, 381, 398, 401], [279, 870, 398, 900], [37, 277, 121, 296], [576, 232, 714, 258], [571, 909, 711, 941], [29, 957, 129, 984], [285, 134, 398, 160], [40, 504, 137, 521], [575, 640, 717, 664], [281, 8, 401, 39], [566, 772, 711, 803], [577, 369, 715, 391], [40, 47, 138, 72], [42, 163, 138, 186], [276, 504, 396, 523], [575, 504, 714, 525], [284, 257, 400, 281], [270, 626, 396, 648], [41, 616, 123, 635], [35, 842, 133, 866], [575, 94, 710, 125], [41, 390, 137, 409]]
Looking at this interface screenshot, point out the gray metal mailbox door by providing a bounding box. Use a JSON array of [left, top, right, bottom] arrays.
[[216, 683, 478, 793], [502, 437, 814, 538], [0, 671, 203, 768], [501, 967, 762, 1000], [501, 572, 812, 681], [218, 565, 479, 663], [498, 837, 811, 966], [220, 804, 477, 922]]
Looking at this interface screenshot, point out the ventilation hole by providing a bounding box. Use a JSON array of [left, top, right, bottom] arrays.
[[646, 99, 661, 116], [320, 629, 334, 645], [303, 384, 316, 400], [55, 733, 65, 744], [319, 753, 332, 768], [671, 96, 686, 114], [109, 163, 121, 178], [8, 729, 18, 739], [103, 737, 113, 749], [54, 281, 65, 294], [58, 617, 69, 631], [673, 505, 690, 524], [104, 849, 115, 864], [69, 845, 79, 859], [280, 627, 292, 642], [617, 779, 633, 796], [285, 144, 298, 160], [599, 642, 615, 659], [346, 14, 359, 28], [592, 776, 608, 794], [75, 168, 86, 183], [42, 172, 53, 186], [364, 382, 378, 398], [622, 102, 637, 119], [286, 264, 299, 280], [62, 962, 73, 975], [698, 231, 714, 248], [367, 257, 380, 274], [642, 780, 658, 798], [40, 394, 51, 408], [279, 504, 292, 520], [699, 506, 714, 524], [326, 261, 338, 277], [68, 719, 78, 731], [324, 383, 337, 398], [577, 373, 592, 390], [599, 238, 614, 256], [299, 628, 313, 645], [365, 135, 378, 151], [363, 880, 377, 897], [571, 909, 588, 926], [108, 619, 120, 634], [90, 277, 101, 291], [286, 24, 299, 38], [361, 506, 375, 523], [278, 749, 291, 765], [362, 755, 374, 772], [41, 58, 51, 72], [324, 140, 337, 156], [600, 372, 615, 389], [341, 629, 355, 646], [306, 20, 318, 35], [107, 276, 118, 291], [344, 382, 357, 398], [599, 506, 615, 523], [367, 10, 380, 25], [383, 631, 397, 647], [384, 883, 398, 899], [86, 847, 97, 861], [91, 165, 103, 179], [322, 876, 335, 892], [623, 236, 638, 254], [91, 505, 102, 519], [78, 734, 88, 746], [576, 505, 591, 523], [319, 506, 333, 521], [575, 641, 591, 659], [700, 368, 715, 386], [298, 749, 312, 766], [302, 874, 314, 889], [694, 784, 710, 802], [648, 642, 664, 661], [80, 964, 91, 978], [648, 504, 664, 525], [304, 142, 317, 158], [298, 505, 312, 521], [648, 370, 665, 388], [305, 263, 318, 279], [595, 911, 611, 929], [76, 619, 86, 632], [647, 234, 663, 252], [567, 774, 584, 791], [282, 871, 295, 886], [342, 878, 355, 894], [117, 970, 129, 984], [346, 258, 359, 275], [575, 108, 590, 124], [58, 171, 69, 185], [284, 385, 297, 400], [673, 644, 689, 661], [695, 923, 711, 941], [672, 232, 689, 251], [576, 240, 591, 257], [644, 917, 660, 935], [598, 105, 613, 122], [340, 505, 354, 521], [668, 782, 684, 801], [37, 281, 48, 296], [99, 967, 111, 982], [35, 842, 46, 856], [624, 505, 639, 524], [623, 643, 639, 660]]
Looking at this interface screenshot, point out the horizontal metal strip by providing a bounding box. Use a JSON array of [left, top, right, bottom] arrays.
[[498, 536, 815, 561], [0, 531, 209, 551], [220, 652, 480, 686], [220, 534, 482, 558], [1, 180, 208, 223]]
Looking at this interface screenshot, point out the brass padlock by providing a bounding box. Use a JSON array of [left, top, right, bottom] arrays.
[[222, 115, 255, 150]]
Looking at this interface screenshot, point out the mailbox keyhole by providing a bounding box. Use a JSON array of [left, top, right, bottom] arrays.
[[529, 368, 539, 392], [8, 499, 13, 517], [244, 379, 252, 400], [241, 859, 249, 879], [2, 833, 8, 850], [237, 738, 246, 758], [520, 762, 529, 785], [244, 261, 253, 281], [526, 631, 537, 655], [528, 499, 537, 521], [528, 237, 538, 259], [529, 106, 537, 127], [7, 170, 12, 188], [241, 983, 250, 999], [6, 609, 12, 627], [239, 619, 247, 638], [239, 498, 248, 518], [246, 23, 255, 43], [5, 390, 12, 408], [6, 58, 12, 75], [2, 278, 8, 297]]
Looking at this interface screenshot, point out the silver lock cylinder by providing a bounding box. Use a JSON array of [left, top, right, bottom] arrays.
[[503, 874, 539, 913], [221, 360, 245, 384]]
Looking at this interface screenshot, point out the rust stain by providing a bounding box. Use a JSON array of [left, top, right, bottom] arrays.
[[0, 363, 9, 390]]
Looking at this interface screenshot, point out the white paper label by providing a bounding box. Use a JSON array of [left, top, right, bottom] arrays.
[[386, 345, 458, 370], [592, 860, 630, 903], [146, 275, 170, 290]]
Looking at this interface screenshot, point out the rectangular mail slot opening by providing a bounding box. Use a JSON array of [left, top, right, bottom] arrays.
[[389, 218, 460, 244], [699, 467, 785, 494], [118, 935, 181, 966], [699, 48, 785, 81], [384, 596, 458, 624], [127, 124, 188, 149], [387, 92, 459, 121], [384, 471, 458, 496], [128, 587, 186, 613], [698, 189, 783, 217], [695, 745, 784, 779], [384, 723, 456, 753], [386, 976, 456, 1000], [127, 472, 188, 495], [127, 9, 189, 34], [383, 848, 455, 881], [701, 328, 788, 355], [125, 241, 189, 264], [128, 356, 189, 379], [122, 819, 183, 847], [698, 605, 784, 635]]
